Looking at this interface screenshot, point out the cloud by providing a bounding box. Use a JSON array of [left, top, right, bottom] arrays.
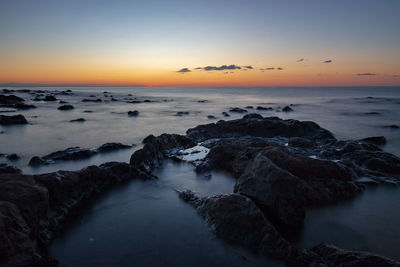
[[296, 58, 305, 62], [322, 60, 332, 63], [356, 73, 376, 76], [260, 67, 275, 71], [177, 68, 191, 73], [243, 65, 253, 69], [202, 64, 242, 71], [277, 67, 284, 70]]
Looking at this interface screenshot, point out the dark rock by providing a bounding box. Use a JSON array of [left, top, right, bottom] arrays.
[[59, 100, 67, 104], [187, 115, 335, 143], [222, 112, 230, 117], [44, 95, 57, 101], [245, 106, 254, 109], [311, 243, 400, 267], [128, 110, 139, 116], [288, 137, 316, 148], [82, 98, 102, 102], [6, 154, 19, 161], [0, 114, 28, 125], [175, 111, 189, 116], [179, 191, 320, 265], [198, 100, 208, 103], [207, 115, 216, 119], [0, 164, 21, 174], [126, 100, 142, 104], [12, 103, 36, 110], [383, 125, 399, 129], [282, 106, 293, 112], [28, 156, 46, 166], [360, 136, 387, 146], [130, 134, 195, 173], [83, 110, 93, 113], [70, 118, 85, 122], [257, 106, 273, 110], [96, 142, 132, 153], [58, 105, 74, 110], [0, 94, 24, 104], [229, 107, 247, 113], [142, 134, 156, 144]]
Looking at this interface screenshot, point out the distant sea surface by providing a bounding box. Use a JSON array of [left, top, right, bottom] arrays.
[[1, 86, 400, 266]]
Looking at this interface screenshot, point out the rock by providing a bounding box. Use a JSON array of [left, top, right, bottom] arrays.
[[0, 114, 28, 125], [83, 110, 93, 113], [383, 125, 399, 129], [59, 100, 67, 104], [245, 106, 254, 109], [360, 136, 387, 145], [198, 100, 208, 103], [282, 106, 293, 112], [142, 134, 156, 144], [310, 243, 400, 267], [222, 112, 230, 117], [82, 98, 102, 102], [28, 156, 46, 166], [0, 164, 21, 174], [179, 191, 320, 265], [128, 110, 139, 116], [0, 94, 24, 104], [288, 137, 315, 148], [130, 134, 195, 173], [175, 111, 189, 116], [229, 107, 247, 113], [96, 142, 132, 153], [58, 105, 74, 110], [31, 147, 95, 165], [12, 103, 36, 110], [70, 118, 85, 122], [207, 115, 216, 119], [257, 106, 273, 110], [6, 154, 19, 161], [186, 115, 335, 143], [44, 95, 57, 101]]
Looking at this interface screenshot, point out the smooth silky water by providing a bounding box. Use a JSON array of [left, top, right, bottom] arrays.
[[1, 86, 400, 265]]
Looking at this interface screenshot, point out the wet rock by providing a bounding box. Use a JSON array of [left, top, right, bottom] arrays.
[[245, 106, 254, 109], [207, 115, 216, 119], [0, 94, 24, 104], [179, 191, 320, 266], [229, 107, 247, 113], [96, 142, 132, 153], [126, 100, 142, 104], [360, 136, 387, 146], [187, 115, 335, 143], [142, 134, 156, 144], [58, 105, 74, 110], [6, 154, 20, 161], [222, 112, 230, 117], [83, 110, 93, 113], [198, 100, 208, 103], [257, 106, 273, 110], [130, 134, 195, 173], [12, 103, 36, 110], [82, 98, 102, 102], [70, 118, 85, 122], [310, 243, 400, 267], [175, 111, 189, 116], [44, 95, 57, 101], [59, 100, 67, 104], [28, 156, 46, 166], [0, 114, 28, 125], [282, 106, 293, 112], [288, 137, 315, 148], [0, 164, 21, 174], [128, 110, 139, 116]]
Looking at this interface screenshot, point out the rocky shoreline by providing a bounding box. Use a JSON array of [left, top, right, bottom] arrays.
[[1, 114, 400, 266]]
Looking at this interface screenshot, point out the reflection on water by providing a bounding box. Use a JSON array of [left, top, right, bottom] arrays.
[[50, 160, 282, 267]]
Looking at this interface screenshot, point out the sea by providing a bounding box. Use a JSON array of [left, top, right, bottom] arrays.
[[1, 86, 400, 266]]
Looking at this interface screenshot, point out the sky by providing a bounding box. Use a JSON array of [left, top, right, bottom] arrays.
[[0, 0, 399, 87]]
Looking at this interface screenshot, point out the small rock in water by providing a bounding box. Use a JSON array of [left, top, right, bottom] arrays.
[[128, 110, 139, 116], [175, 111, 189, 116], [6, 154, 20, 161], [229, 107, 247, 113], [245, 106, 254, 109], [29, 156, 46, 166], [97, 142, 132, 152], [44, 95, 57, 101], [222, 112, 230, 117], [70, 118, 85, 122], [58, 105, 74, 110], [59, 100, 68, 104], [282, 106, 293, 112], [0, 114, 28, 125], [207, 115, 216, 119], [256, 106, 273, 110]]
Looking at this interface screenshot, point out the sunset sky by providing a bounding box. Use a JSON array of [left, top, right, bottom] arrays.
[[0, 0, 399, 87]]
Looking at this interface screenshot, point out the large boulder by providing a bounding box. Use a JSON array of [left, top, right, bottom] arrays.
[[0, 115, 28, 125]]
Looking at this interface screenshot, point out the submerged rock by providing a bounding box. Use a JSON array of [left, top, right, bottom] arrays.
[[0, 114, 28, 125], [229, 107, 247, 113], [128, 110, 139, 116], [58, 105, 74, 110]]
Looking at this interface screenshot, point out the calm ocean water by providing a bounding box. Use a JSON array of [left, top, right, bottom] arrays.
[[1, 86, 400, 266]]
